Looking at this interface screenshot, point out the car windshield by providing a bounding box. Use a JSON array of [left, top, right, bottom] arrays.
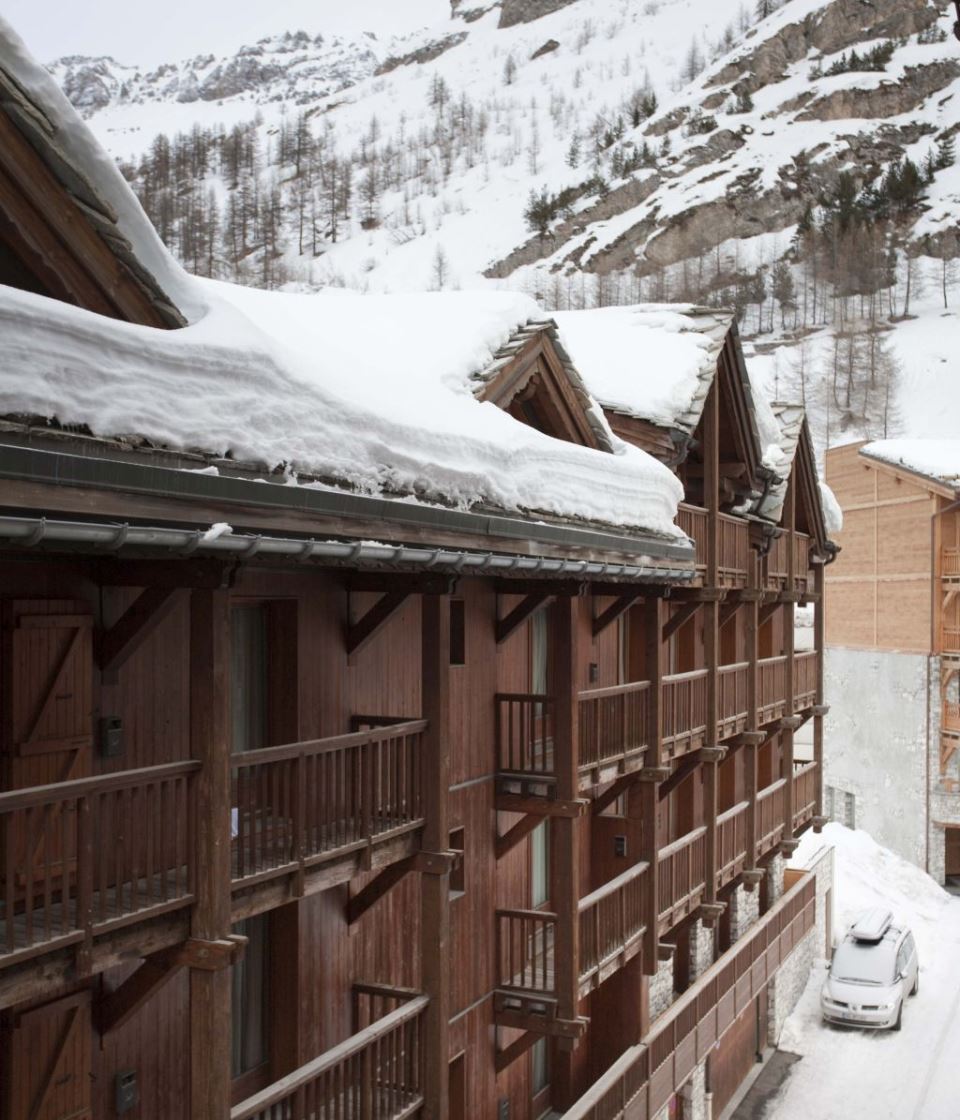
[[830, 940, 896, 986]]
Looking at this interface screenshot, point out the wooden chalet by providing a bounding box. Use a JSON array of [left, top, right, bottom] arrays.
[[0, 22, 835, 1120], [825, 440, 960, 888]]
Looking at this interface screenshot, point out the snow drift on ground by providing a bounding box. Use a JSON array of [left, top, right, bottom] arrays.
[[773, 824, 960, 1120]]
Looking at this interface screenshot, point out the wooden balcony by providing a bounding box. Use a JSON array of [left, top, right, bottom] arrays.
[[756, 778, 786, 857], [496, 693, 555, 793], [943, 547, 960, 583], [232, 994, 428, 1120], [662, 670, 708, 760], [715, 800, 749, 889], [717, 663, 750, 739], [757, 656, 788, 726], [657, 827, 707, 935], [578, 682, 651, 786], [676, 505, 750, 589], [496, 908, 556, 999], [793, 651, 818, 712], [0, 762, 197, 973], [578, 860, 649, 993], [792, 762, 817, 832], [764, 532, 813, 594], [559, 875, 817, 1120], [944, 702, 960, 734], [231, 721, 426, 913]]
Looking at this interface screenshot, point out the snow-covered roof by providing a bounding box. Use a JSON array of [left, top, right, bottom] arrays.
[[551, 305, 733, 434], [819, 481, 843, 537], [0, 17, 197, 323], [861, 439, 960, 493], [755, 402, 805, 523], [0, 17, 690, 544]]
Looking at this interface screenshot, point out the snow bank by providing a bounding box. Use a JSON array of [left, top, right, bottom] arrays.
[[819, 481, 843, 535], [862, 439, 960, 491], [552, 306, 730, 432], [0, 281, 685, 536]]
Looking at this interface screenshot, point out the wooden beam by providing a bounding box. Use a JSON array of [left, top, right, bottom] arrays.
[[347, 856, 417, 924], [496, 592, 552, 644], [495, 1029, 541, 1074], [592, 592, 641, 638], [495, 1010, 588, 1039], [188, 589, 232, 1120], [657, 755, 699, 801], [85, 557, 233, 589], [493, 579, 588, 597], [591, 772, 640, 816], [719, 600, 741, 631], [758, 601, 780, 628], [346, 574, 457, 595], [495, 794, 588, 818], [662, 601, 700, 642], [495, 814, 543, 859], [345, 591, 409, 657], [97, 586, 186, 678]]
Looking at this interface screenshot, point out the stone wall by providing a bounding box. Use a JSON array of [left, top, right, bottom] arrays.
[[824, 646, 929, 870], [728, 883, 760, 941], [649, 952, 675, 1021], [687, 919, 715, 983], [763, 852, 785, 910]]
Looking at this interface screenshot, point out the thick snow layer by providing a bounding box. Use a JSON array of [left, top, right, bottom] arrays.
[[776, 824, 960, 1120], [0, 281, 685, 537], [551, 306, 729, 432], [861, 439, 960, 491], [819, 481, 843, 535], [0, 17, 202, 321]]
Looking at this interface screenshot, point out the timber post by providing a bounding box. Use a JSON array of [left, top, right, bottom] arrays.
[[189, 588, 233, 1120], [782, 482, 797, 850], [419, 593, 451, 1120], [641, 595, 665, 975], [703, 379, 720, 903], [813, 561, 826, 829], [745, 549, 761, 880]]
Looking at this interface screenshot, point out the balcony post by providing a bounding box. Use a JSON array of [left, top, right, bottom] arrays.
[[641, 595, 665, 976], [782, 483, 797, 852], [420, 593, 451, 1120], [703, 379, 721, 907], [813, 561, 826, 830], [189, 588, 233, 1120], [745, 552, 760, 879], [551, 593, 584, 1108]]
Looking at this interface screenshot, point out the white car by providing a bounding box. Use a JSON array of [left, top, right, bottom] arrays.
[[821, 908, 919, 1031]]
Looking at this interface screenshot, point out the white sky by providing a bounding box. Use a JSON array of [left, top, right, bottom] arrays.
[[4, 0, 451, 65]]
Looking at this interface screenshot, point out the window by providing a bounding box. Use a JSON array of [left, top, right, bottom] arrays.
[[531, 608, 548, 695], [450, 600, 466, 666], [231, 605, 268, 753], [449, 827, 465, 898], [531, 821, 549, 908], [231, 915, 270, 1081], [531, 1036, 549, 1095]]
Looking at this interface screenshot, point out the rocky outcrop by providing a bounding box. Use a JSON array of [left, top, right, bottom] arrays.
[[708, 0, 939, 93], [499, 0, 580, 30], [794, 61, 960, 121], [450, 1, 497, 20], [377, 33, 468, 75], [531, 39, 561, 60]]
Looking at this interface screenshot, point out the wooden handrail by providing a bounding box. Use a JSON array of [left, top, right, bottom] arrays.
[[757, 777, 787, 801], [578, 860, 650, 914], [717, 799, 749, 826], [496, 907, 559, 922], [658, 825, 707, 861], [578, 679, 651, 702], [232, 720, 427, 767], [231, 995, 429, 1120], [718, 661, 750, 675], [0, 760, 201, 812], [352, 981, 421, 1002], [663, 668, 709, 685]]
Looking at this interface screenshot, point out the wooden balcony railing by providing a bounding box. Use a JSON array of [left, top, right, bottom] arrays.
[[717, 662, 750, 739], [715, 801, 749, 889], [0, 762, 198, 969], [792, 762, 817, 831], [756, 778, 787, 856], [232, 994, 428, 1120], [794, 651, 818, 712], [943, 547, 960, 581], [578, 681, 650, 777], [578, 861, 649, 989], [662, 670, 708, 758], [945, 702, 960, 734], [496, 694, 555, 783], [757, 656, 788, 725], [231, 721, 426, 889], [677, 504, 708, 573], [765, 534, 789, 590], [560, 875, 817, 1120], [496, 908, 556, 996], [943, 622, 960, 654], [718, 513, 750, 587], [794, 534, 813, 593], [657, 827, 707, 931]]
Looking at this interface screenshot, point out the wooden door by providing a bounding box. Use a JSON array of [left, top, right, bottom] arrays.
[[946, 829, 960, 877], [708, 990, 763, 1118], [2, 991, 93, 1120], [0, 602, 94, 894]]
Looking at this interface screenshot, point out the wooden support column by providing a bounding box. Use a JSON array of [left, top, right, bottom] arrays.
[[703, 380, 721, 904], [189, 589, 232, 1120], [782, 482, 797, 851], [552, 593, 582, 1109], [745, 551, 761, 876], [813, 562, 826, 829], [641, 595, 665, 976], [419, 593, 451, 1120]]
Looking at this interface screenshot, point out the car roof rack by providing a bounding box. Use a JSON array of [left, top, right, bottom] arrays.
[[850, 907, 894, 942]]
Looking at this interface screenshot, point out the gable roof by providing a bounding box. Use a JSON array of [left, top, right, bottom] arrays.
[[0, 18, 191, 326], [860, 440, 960, 498], [754, 402, 806, 523]]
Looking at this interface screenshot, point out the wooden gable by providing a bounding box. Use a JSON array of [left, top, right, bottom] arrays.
[[476, 328, 609, 451], [0, 68, 183, 328]]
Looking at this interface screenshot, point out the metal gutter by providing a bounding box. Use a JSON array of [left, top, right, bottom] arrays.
[[0, 514, 695, 582], [0, 443, 694, 572]]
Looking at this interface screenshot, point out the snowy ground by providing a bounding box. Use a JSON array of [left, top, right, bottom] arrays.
[[770, 824, 960, 1120]]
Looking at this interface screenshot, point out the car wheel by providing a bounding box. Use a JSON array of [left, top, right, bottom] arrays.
[[893, 1003, 902, 1031], [911, 973, 919, 996]]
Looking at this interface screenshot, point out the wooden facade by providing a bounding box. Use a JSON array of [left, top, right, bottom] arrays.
[[0, 35, 834, 1120]]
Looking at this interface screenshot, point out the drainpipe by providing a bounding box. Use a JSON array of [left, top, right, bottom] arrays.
[[928, 493, 960, 873]]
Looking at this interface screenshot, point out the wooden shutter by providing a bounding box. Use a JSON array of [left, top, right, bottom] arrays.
[[2, 991, 93, 1120], [946, 828, 960, 877]]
